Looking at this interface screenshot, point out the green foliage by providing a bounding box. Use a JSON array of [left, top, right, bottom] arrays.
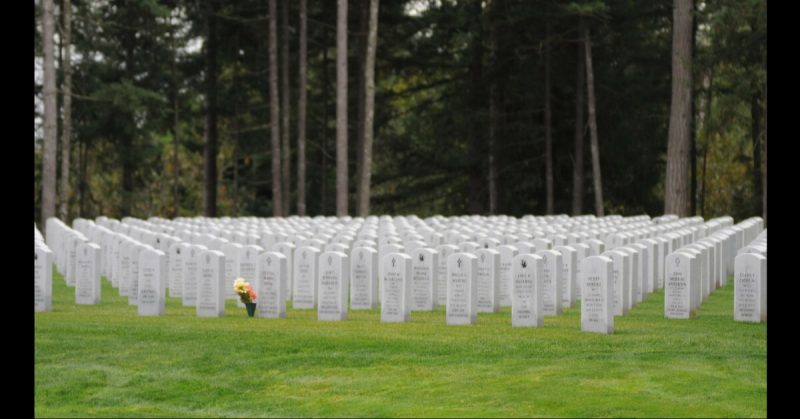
[[33, 0, 766, 221], [36, 270, 765, 417]]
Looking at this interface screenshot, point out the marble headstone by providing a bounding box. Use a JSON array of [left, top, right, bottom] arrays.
[[182, 244, 208, 307], [317, 251, 349, 321], [411, 247, 439, 311], [350, 246, 378, 310], [137, 247, 166, 316], [496, 245, 518, 307], [293, 246, 321, 309], [537, 250, 562, 316], [580, 255, 614, 334], [75, 242, 102, 305], [256, 251, 287, 318], [34, 246, 53, 312], [734, 252, 767, 323], [197, 249, 225, 317], [665, 251, 694, 319], [381, 252, 412, 323], [446, 252, 478, 325], [475, 248, 500, 313], [511, 253, 544, 327]]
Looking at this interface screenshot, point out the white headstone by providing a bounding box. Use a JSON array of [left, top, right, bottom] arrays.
[[168, 242, 187, 297], [256, 251, 287, 318], [511, 253, 544, 327], [34, 246, 53, 312], [665, 252, 695, 319], [734, 252, 766, 323], [411, 247, 439, 311], [137, 247, 166, 316], [197, 249, 225, 317], [349, 246, 378, 310], [446, 252, 478, 325], [496, 245, 518, 307], [292, 246, 321, 309], [317, 251, 349, 321], [435, 244, 459, 306], [381, 252, 412, 323], [182, 244, 208, 307], [475, 248, 500, 313], [75, 242, 101, 305], [580, 255, 614, 334]]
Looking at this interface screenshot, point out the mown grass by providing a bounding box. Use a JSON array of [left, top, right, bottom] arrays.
[[35, 270, 765, 417]]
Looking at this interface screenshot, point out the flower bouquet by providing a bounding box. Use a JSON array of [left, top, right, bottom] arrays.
[[233, 278, 258, 317]]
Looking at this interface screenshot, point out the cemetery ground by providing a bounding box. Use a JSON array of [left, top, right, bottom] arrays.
[[35, 271, 765, 418]]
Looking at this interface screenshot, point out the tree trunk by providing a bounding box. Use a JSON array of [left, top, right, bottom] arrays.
[[689, 7, 697, 216], [763, 85, 766, 226], [172, 17, 180, 218], [584, 24, 604, 216], [467, 0, 485, 214], [572, 17, 585, 216], [269, 0, 283, 216], [41, 0, 57, 232], [357, 0, 379, 216], [751, 88, 763, 217], [297, 0, 307, 216], [280, 0, 291, 216], [59, 0, 72, 222], [487, 0, 499, 214], [203, 0, 219, 217], [78, 139, 87, 217], [690, 108, 696, 216], [335, 0, 349, 216], [664, 0, 693, 216], [488, 84, 498, 214], [232, 31, 241, 216], [121, 133, 134, 216], [699, 75, 711, 218], [544, 21, 554, 214], [321, 46, 330, 214], [355, 0, 368, 214]]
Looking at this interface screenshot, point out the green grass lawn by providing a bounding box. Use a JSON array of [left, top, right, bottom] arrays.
[[35, 271, 766, 418]]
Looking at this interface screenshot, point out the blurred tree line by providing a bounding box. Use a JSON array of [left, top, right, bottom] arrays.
[[34, 0, 766, 224]]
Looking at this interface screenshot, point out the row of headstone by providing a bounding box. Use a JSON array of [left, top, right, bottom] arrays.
[[664, 217, 765, 320], [35, 225, 53, 312], [120, 213, 668, 321], [40, 214, 763, 330], [48, 214, 680, 321], [734, 226, 766, 323]]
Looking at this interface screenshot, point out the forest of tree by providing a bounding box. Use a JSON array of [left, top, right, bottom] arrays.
[[34, 0, 766, 226]]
